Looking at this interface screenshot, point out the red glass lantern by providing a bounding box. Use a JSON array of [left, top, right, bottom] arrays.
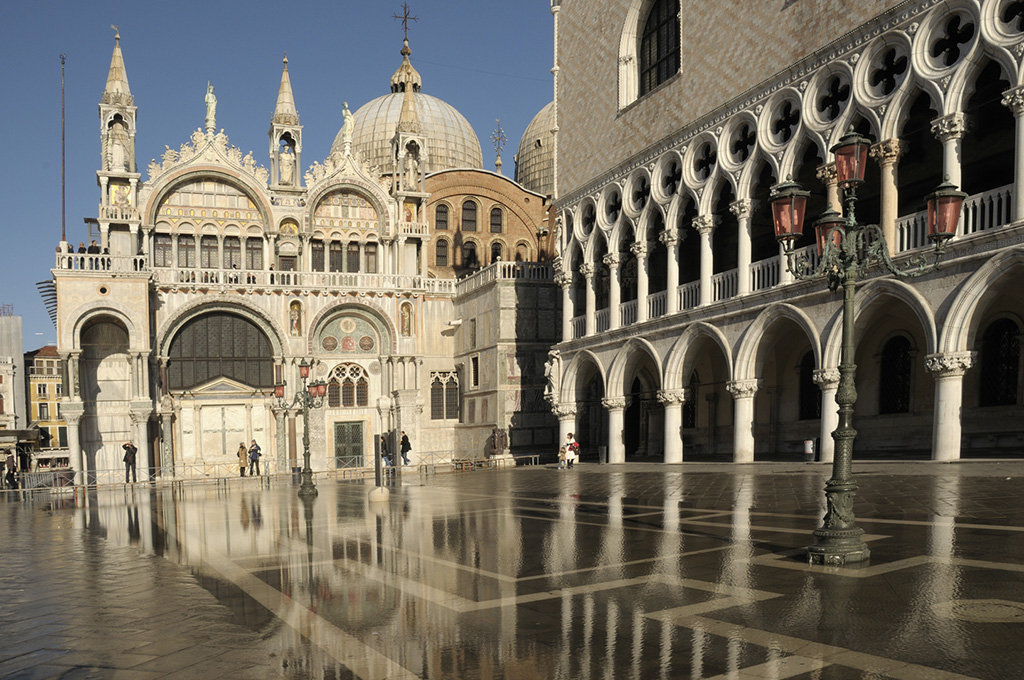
[[770, 177, 810, 244], [299, 358, 310, 380], [312, 381, 326, 399], [831, 127, 871, 185], [274, 382, 285, 399], [925, 178, 967, 243], [813, 209, 845, 257]]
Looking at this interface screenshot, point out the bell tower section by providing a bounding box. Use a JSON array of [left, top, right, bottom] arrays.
[[269, 55, 302, 191]]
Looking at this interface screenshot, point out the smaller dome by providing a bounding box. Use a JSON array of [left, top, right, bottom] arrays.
[[515, 101, 554, 196]]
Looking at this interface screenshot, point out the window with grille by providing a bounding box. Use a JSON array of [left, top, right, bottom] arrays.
[[436, 204, 449, 229], [38, 403, 49, 420], [327, 364, 370, 408], [471, 355, 480, 388], [166, 312, 274, 390], [154, 235, 172, 267], [178, 235, 195, 267], [979, 318, 1020, 407], [311, 240, 325, 271], [462, 201, 478, 231], [490, 207, 503, 233], [329, 242, 343, 272], [430, 372, 460, 420], [200, 235, 218, 268], [37, 383, 47, 396], [491, 242, 503, 264], [878, 335, 912, 414], [639, 0, 680, 96], [223, 236, 241, 270], [436, 239, 449, 267], [366, 243, 378, 273], [245, 238, 263, 270], [463, 242, 479, 269], [798, 352, 821, 420], [347, 243, 360, 272]]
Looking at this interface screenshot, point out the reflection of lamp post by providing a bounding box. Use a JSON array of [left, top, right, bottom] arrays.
[[770, 128, 965, 566], [275, 358, 327, 499]]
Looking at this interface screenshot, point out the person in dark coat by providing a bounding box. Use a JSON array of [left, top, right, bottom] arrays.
[[122, 441, 138, 483], [248, 440, 262, 476], [400, 431, 411, 465]]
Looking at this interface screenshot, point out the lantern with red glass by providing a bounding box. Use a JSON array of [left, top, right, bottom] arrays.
[[831, 127, 871, 186], [298, 358, 310, 380], [925, 177, 966, 244], [813, 209, 845, 257], [770, 177, 810, 245], [274, 381, 286, 400]]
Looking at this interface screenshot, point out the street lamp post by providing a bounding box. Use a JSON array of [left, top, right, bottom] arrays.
[[770, 128, 966, 566], [275, 358, 327, 499]]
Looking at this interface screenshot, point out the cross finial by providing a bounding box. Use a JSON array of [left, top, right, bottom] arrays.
[[491, 119, 507, 157], [393, 3, 418, 41], [111, 24, 119, 43]]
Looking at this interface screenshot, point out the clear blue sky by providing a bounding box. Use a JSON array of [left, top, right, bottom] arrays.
[[1, 1, 554, 351]]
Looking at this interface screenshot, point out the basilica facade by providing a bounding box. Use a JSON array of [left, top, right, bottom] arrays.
[[549, 0, 1024, 462], [49, 32, 556, 480]]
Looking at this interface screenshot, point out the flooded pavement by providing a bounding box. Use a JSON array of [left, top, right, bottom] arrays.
[[1, 461, 1023, 679]]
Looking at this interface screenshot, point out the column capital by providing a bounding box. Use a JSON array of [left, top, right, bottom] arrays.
[[554, 271, 573, 289], [930, 113, 971, 142], [812, 368, 841, 388], [924, 351, 975, 378], [602, 252, 621, 269], [601, 396, 629, 411], [629, 241, 647, 258], [725, 378, 762, 399], [728, 198, 756, 219], [658, 229, 678, 248], [1002, 86, 1024, 116], [553, 404, 577, 419], [816, 163, 838, 186], [578, 262, 595, 278], [691, 214, 717, 236], [869, 138, 907, 166], [656, 388, 686, 405]]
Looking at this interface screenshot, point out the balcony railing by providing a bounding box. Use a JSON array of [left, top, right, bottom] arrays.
[[679, 281, 700, 310], [648, 290, 667, 319], [99, 204, 140, 222], [596, 308, 610, 333], [750, 257, 780, 292], [55, 253, 148, 272], [571, 315, 585, 339], [896, 183, 1014, 252], [455, 261, 553, 296], [711, 270, 737, 302], [621, 299, 638, 326]]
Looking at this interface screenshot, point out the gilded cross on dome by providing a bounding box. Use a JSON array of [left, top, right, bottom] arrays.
[[393, 3, 419, 40]]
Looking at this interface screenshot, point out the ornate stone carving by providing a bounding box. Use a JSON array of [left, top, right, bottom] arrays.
[[579, 263, 595, 278], [924, 352, 975, 378], [602, 397, 628, 410], [816, 163, 838, 186], [658, 229, 678, 247], [930, 113, 971, 142], [603, 252, 621, 269], [1002, 87, 1024, 116], [629, 241, 647, 258], [553, 404, 577, 419], [869, 139, 907, 166], [729, 198, 755, 219], [149, 128, 269, 185], [656, 389, 686, 405], [692, 214, 717, 236], [726, 379, 761, 399], [812, 368, 841, 388]]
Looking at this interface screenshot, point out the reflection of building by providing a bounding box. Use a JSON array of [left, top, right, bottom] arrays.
[[24, 345, 68, 469], [0, 314, 25, 432], [47, 31, 557, 480], [550, 1, 1024, 462]]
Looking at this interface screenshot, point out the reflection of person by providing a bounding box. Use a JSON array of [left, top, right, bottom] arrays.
[[237, 442, 248, 477], [558, 446, 567, 470], [400, 431, 411, 465], [122, 441, 138, 483], [4, 450, 17, 490], [248, 439, 262, 476]]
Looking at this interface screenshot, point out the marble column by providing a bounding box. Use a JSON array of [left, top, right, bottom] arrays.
[[603, 397, 628, 464], [159, 406, 174, 477], [1002, 86, 1024, 221], [657, 389, 685, 463], [274, 407, 288, 472], [930, 113, 970, 192], [603, 253, 621, 330], [64, 410, 84, 485], [730, 199, 754, 296], [557, 272, 573, 341], [925, 352, 975, 462], [813, 368, 840, 463], [725, 379, 760, 463], [581, 263, 596, 336], [631, 241, 649, 323], [817, 163, 841, 214], [869, 139, 907, 255], [692, 215, 717, 306], [659, 230, 679, 315], [555, 405, 577, 452]]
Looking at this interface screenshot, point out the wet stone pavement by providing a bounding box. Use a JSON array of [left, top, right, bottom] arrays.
[[1, 460, 1023, 679]]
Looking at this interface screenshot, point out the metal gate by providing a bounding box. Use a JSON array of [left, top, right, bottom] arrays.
[[334, 421, 363, 468]]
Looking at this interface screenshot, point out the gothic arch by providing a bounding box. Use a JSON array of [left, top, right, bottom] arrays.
[[559, 349, 608, 405], [606, 337, 664, 397], [941, 246, 1024, 352], [663, 321, 733, 390], [156, 297, 287, 358], [734, 303, 822, 381], [947, 47, 1020, 114]]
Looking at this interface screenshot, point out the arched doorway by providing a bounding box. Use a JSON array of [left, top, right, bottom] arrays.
[[80, 316, 131, 474]]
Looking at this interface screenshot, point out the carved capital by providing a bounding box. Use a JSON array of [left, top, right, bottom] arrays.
[[658, 229, 678, 248], [816, 163, 838, 186], [869, 138, 907, 166], [812, 368, 841, 388], [1002, 87, 1024, 116], [602, 396, 628, 411], [924, 352, 975, 378], [930, 113, 971, 142], [553, 404, 577, 419], [603, 252, 621, 269], [579, 263, 595, 278], [629, 241, 647, 258], [691, 214, 717, 236], [729, 198, 755, 220], [656, 388, 686, 405], [554, 271, 573, 289], [725, 379, 761, 399]]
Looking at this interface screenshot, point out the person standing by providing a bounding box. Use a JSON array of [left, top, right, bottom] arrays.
[[4, 450, 17, 489], [400, 431, 411, 466], [122, 441, 138, 484], [237, 442, 248, 477], [565, 433, 579, 468], [381, 437, 391, 467], [248, 439, 262, 476]]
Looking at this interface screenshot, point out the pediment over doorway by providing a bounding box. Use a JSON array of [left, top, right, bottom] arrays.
[[183, 376, 267, 398]]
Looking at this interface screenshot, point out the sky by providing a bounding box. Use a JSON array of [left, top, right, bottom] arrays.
[[1, 1, 554, 351]]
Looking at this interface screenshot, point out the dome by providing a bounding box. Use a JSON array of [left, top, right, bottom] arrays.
[[515, 101, 554, 196], [337, 93, 484, 173]]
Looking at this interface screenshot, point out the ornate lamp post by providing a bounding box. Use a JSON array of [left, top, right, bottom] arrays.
[[770, 128, 966, 565], [275, 358, 327, 499]]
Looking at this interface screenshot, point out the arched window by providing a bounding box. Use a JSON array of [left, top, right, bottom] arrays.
[[311, 240, 325, 271], [177, 235, 195, 267], [798, 351, 821, 420], [979, 318, 1020, 407], [167, 313, 274, 390], [245, 237, 263, 270], [462, 201, 478, 231], [347, 242, 360, 272], [329, 242, 343, 272], [463, 242, 479, 269], [327, 363, 370, 408], [879, 335, 912, 414], [365, 243, 378, 273], [154, 235, 172, 267], [490, 207, 503, 233], [491, 242, 503, 263], [436, 239, 449, 267], [200, 235, 218, 269], [222, 236, 241, 270], [639, 0, 680, 96], [430, 372, 460, 420], [436, 204, 449, 230]]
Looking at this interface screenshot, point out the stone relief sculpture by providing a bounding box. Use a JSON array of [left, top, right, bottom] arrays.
[[279, 146, 294, 185], [204, 83, 217, 130], [342, 103, 354, 143], [400, 302, 413, 336], [289, 300, 302, 336], [543, 349, 560, 402]]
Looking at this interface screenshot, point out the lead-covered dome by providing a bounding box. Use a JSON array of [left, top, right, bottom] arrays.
[[331, 39, 483, 173], [515, 101, 554, 196]]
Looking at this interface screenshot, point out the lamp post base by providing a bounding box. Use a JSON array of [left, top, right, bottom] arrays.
[[807, 529, 870, 565], [298, 482, 318, 499]]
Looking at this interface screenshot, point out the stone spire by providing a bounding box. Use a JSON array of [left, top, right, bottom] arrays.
[[102, 27, 133, 106], [272, 54, 300, 126], [394, 39, 421, 134]]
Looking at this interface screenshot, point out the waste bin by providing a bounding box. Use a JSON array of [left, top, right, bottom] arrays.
[[598, 446, 608, 464], [292, 466, 302, 484], [803, 439, 815, 462]]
